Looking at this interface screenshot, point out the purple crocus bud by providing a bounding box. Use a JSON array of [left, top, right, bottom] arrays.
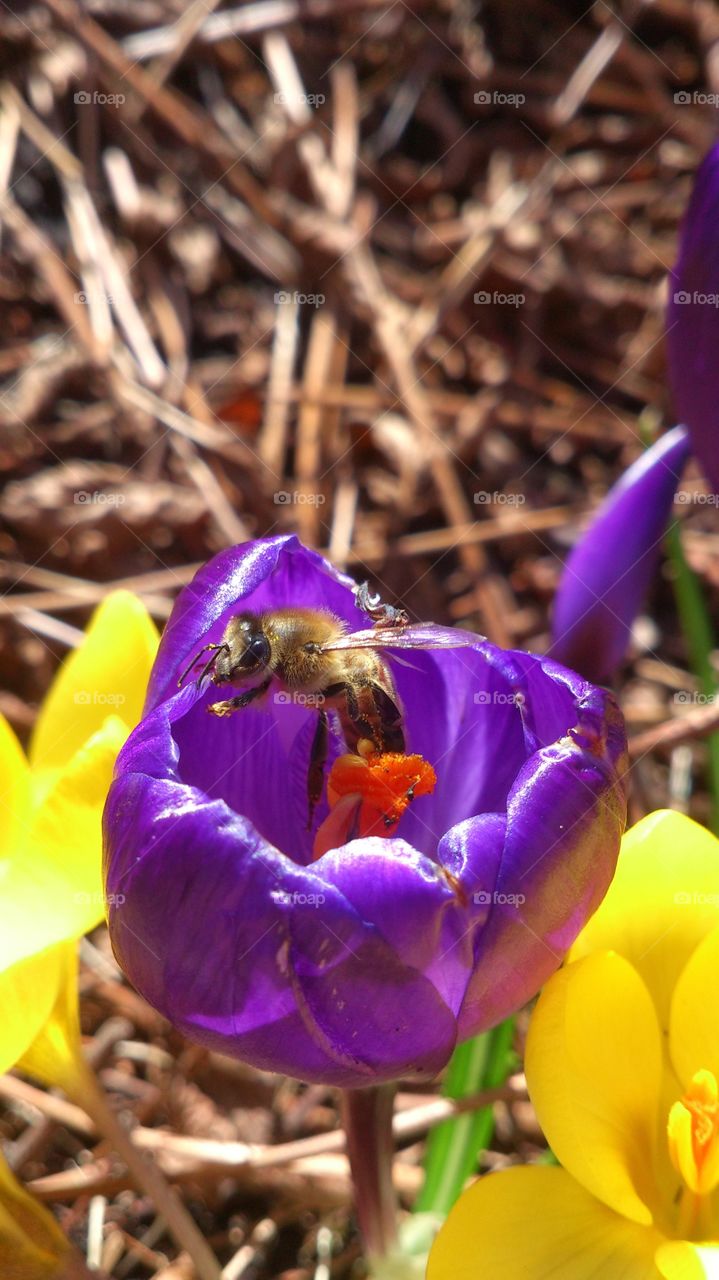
[[550, 426, 690, 684], [103, 536, 627, 1087], [667, 144, 719, 493]]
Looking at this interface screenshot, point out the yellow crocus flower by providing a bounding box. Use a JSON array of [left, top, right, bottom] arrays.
[[428, 810, 719, 1280], [0, 591, 158, 1271]]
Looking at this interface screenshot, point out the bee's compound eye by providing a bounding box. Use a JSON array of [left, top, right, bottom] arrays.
[[239, 633, 271, 670]]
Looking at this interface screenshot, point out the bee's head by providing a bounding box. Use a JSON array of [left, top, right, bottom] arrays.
[[214, 613, 271, 684]]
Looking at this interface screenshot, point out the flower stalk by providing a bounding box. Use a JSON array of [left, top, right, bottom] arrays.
[[341, 1084, 399, 1262]]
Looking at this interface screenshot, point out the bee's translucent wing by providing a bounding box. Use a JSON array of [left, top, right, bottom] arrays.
[[320, 624, 481, 652]]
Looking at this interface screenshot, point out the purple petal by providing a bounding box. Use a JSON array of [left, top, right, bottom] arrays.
[[667, 144, 719, 492], [550, 427, 690, 682], [104, 537, 627, 1084], [457, 687, 627, 1036]]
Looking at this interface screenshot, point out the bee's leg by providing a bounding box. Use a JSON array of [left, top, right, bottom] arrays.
[[334, 682, 406, 754], [366, 683, 405, 753], [208, 676, 271, 717], [307, 709, 329, 830]]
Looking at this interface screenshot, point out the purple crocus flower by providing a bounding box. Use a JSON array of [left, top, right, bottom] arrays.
[[103, 536, 627, 1086], [550, 426, 691, 683], [667, 144, 719, 493], [551, 144, 719, 682]]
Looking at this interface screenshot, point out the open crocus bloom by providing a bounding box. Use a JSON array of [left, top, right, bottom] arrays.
[[104, 535, 627, 1086], [428, 810, 719, 1280]]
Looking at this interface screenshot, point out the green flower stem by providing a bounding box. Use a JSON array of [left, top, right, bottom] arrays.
[[415, 1018, 515, 1217], [341, 1083, 398, 1260], [666, 519, 719, 832]]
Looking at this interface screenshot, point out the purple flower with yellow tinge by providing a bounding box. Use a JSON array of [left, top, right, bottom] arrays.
[[551, 143, 719, 683], [103, 536, 627, 1087]]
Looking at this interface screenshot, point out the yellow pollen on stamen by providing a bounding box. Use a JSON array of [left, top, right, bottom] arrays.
[[667, 1069, 719, 1197]]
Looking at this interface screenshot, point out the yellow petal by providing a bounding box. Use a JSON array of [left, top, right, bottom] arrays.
[[526, 951, 662, 1225], [670, 926, 719, 1087], [0, 714, 30, 860], [0, 1148, 75, 1279], [427, 1165, 664, 1280], [0, 947, 64, 1077], [30, 591, 158, 772], [17, 941, 87, 1098], [656, 1242, 719, 1280], [570, 811, 719, 1037], [0, 716, 128, 972]]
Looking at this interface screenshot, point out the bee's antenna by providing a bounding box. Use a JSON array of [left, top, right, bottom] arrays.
[[177, 643, 228, 688]]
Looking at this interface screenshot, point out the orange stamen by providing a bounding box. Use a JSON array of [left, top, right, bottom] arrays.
[[312, 743, 437, 859]]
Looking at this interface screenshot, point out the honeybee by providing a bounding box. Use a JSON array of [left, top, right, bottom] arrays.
[[178, 583, 475, 824]]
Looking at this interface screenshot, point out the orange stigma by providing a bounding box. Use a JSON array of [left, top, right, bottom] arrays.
[[312, 740, 437, 859]]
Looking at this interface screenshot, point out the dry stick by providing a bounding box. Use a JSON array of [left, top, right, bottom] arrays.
[[260, 297, 301, 476], [127, 0, 226, 125], [344, 246, 514, 644], [295, 308, 349, 545], [329, 62, 360, 222], [550, 19, 626, 127], [328, 476, 359, 570], [0, 505, 575, 620], [275, 381, 631, 442], [0, 91, 21, 254], [42, 0, 279, 230], [121, 0, 395, 59], [0, 191, 98, 358], [29, 1150, 423, 1206], [145, 277, 251, 545], [0, 588, 173, 619], [6, 86, 165, 387], [63, 182, 115, 359], [5, 1071, 523, 1174], [628, 701, 719, 758], [266, 38, 512, 640], [78, 1067, 221, 1280]]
